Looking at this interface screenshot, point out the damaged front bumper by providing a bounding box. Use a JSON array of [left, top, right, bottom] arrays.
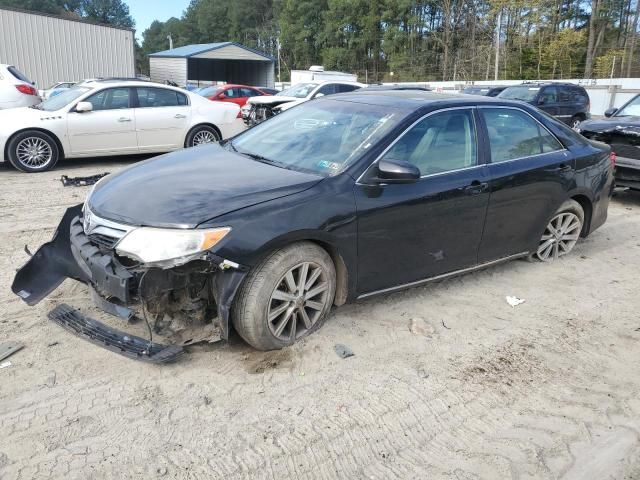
[[12, 204, 248, 359]]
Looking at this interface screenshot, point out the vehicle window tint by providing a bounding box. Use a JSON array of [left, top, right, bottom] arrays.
[[482, 108, 563, 162], [539, 86, 558, 103], [136, 87, 187, 108], [241, 88, 258, 97], [225, 88, 240, 98], [337, 84, 360, 93], [85, 88, 131, 111], [382, 109, 477, 176], [558, 88, 571, 102], [7, 66, 32, 84], [316, 84, 337, 96]]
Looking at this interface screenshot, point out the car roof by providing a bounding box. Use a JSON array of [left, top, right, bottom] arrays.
[[327, 90, 525, 109], [78, 80, 188, 92], [513, 82, 583, 88]]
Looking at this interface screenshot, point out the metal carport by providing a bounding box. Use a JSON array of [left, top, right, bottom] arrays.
[[149, 42, 275, 88]]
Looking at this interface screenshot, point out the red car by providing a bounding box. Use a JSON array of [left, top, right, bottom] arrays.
[[196, 84, 272, 108]]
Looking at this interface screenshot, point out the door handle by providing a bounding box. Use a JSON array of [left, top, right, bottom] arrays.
[[174, 114, 187, 119], [118, 117, 131, 122], [464, 181, 488, 195]]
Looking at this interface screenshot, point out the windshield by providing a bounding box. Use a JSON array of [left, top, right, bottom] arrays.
[[616, 95, 640, 116], [277, 83, 318, 98], [197, 86, 223, 97], [230, 99, 401, 176], [498, 86, 540, 101], [39, 87, 90, 111]]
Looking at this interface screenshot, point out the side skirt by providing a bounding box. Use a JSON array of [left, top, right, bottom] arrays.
[[357, 252, 528, 300]]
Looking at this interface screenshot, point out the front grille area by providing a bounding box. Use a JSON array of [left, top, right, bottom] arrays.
[[80, 208, 133, 252], [88, 232, 120, 250]]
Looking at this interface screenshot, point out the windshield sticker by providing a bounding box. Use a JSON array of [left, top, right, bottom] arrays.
[[317, 161, 341, 171]]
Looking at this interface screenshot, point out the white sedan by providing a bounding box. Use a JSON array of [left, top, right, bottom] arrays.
[[0, 80, 244, 172]]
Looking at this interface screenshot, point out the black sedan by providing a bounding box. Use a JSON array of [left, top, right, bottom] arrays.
[[577, 94, 640, 190], [13, 91, 614, 356]]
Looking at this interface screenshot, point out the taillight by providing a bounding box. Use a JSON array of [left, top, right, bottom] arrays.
[[236, 111, 243, 118], [609, 151, 616, 167], [15, 84, 37, 96]]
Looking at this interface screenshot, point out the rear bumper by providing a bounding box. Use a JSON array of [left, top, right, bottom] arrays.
[[12, 204, 248, 341]]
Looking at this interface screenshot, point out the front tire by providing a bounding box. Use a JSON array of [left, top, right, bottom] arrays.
[[7, 130, 59, 172], [529, 199, 584, 262], [232, 242, 336, 351], [185, 125, 221, 147], [570, 115, 584, 129]]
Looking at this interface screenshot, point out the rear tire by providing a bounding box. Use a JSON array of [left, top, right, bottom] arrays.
[[528, 199, 584, 262], [7, 130, 59, 172], [185, 125, 221, 147], [232, 242, 336, 351]]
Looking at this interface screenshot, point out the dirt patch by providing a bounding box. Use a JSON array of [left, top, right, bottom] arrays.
[[459, 340, 543, 387], [245, 348, 295, 374]]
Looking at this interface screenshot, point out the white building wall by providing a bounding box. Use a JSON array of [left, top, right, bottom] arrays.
[[0, 8, 135, 88], [149, 57, 187, 86]]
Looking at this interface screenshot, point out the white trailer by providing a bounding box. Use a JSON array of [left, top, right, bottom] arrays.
[[290, 66, 358, 84]]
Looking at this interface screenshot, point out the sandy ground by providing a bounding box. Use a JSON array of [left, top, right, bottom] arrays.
[[1, 156, 640, 480]]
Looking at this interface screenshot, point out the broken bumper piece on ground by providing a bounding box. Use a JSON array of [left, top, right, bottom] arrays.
[[49, 304, 184, 363], [11, 204, 248, 360]]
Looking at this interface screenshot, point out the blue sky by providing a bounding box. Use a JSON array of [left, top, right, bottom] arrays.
[[127, 0, 191, 40]]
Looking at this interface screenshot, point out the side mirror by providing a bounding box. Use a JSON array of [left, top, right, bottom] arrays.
[[314, 92, 325, 98], [537, 97, 546, 105], [75, 101, 93, 113], [218, 92, 226, 99], [375, 159, 420, 184], [604, 107, 617, 118]]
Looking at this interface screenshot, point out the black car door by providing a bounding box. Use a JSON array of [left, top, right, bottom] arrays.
[[354, 107, 491, 295], [476, 106, 575, 262]]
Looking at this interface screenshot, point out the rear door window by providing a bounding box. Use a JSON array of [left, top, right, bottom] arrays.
[[481, 108, 563, 162], [558, 87, 571, 103], [539, 86, 558, 103], [136, 87, 187, 107], [315, 84, 337, 97], [337, 84, 360, 93], [241, 88, 259, 97], [7, 66, 32, 84]]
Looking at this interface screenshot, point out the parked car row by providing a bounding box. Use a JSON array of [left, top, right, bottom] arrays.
[[0, 79, 243, 172], [464, 82, 591, 128]]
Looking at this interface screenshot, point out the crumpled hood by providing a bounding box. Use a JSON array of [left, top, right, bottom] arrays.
[[248, 95, 300, 107], [88, 145, 323, 228], [579, 116, 640, 133]]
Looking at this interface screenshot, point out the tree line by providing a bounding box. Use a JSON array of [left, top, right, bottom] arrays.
[[4, 0, 639, 81]]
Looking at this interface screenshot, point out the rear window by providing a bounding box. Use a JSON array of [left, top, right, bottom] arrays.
[[7, 66, 32, 84]]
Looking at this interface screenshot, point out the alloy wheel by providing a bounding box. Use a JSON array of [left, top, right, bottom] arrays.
[[192, 130, 218, 145], [16, 137, 52, 169], [267, 262, 330, 341], [535, 212, 582, 261]]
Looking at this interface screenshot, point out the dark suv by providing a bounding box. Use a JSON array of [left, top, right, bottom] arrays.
[[498, 82, 590, 128]]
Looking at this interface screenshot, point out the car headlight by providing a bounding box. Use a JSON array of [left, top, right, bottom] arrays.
[[115, 227, 231, 265]]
